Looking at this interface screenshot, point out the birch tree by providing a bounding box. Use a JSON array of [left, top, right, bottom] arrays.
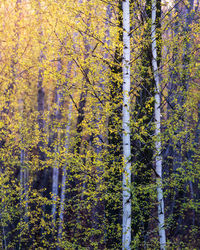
[[151, 0, 166, 248], [122, 0, 131, 249]]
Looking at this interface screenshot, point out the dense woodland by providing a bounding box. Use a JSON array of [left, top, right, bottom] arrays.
[[0, 0, 199, 249]]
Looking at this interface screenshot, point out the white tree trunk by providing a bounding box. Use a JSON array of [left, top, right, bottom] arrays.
[[122, 0, 131, 249], [52, 163, 59, 222], [52, 88, 62, 222], [151, 0, 166, 249]]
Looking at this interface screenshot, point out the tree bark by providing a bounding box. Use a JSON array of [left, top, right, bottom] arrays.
[[122, 0, 131, 249], [151, 0, 166, 248], [51, 54, 64, 222]]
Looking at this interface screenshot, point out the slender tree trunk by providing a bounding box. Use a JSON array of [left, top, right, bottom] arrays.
[[151, 0, 166, 248], [51, 59, 63, 222], [36, 0, 46, 183], [20, 149, 29, 225], [122, 0, 131, 249], [19, 142, 25, 248]]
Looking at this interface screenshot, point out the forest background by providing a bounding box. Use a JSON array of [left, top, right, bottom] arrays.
[[0, 0, 199, 249]]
